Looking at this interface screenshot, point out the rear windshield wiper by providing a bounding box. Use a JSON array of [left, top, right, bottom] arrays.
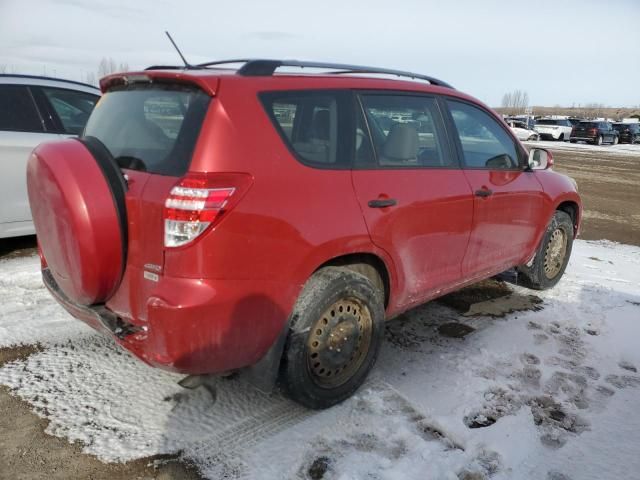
[[114, 156, 147, 172]]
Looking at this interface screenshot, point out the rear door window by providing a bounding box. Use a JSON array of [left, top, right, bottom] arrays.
[[357, 94, 452, 168], [446, 100, 520, 169], [260, 90, 350, 168], [83, 84, 211, 176], [0, 85, 44, 132]]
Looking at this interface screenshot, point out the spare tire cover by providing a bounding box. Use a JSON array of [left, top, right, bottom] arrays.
[[27, 138, 127, 306]]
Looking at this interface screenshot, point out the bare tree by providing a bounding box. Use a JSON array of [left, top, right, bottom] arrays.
[[97, 57, 129, 79], [85, 71, 98, 86], [501, 89, 529, 115]]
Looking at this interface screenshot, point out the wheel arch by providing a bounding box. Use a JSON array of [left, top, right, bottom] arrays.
[[314, 252, 392, 308], [556, 200, 580, 237]]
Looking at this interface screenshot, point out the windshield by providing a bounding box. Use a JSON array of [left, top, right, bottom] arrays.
[[83, 84, 211, 176]]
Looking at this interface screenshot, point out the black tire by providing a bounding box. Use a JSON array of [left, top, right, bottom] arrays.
[[558, 133, 565, 141], [281, 267, 385, 409], [570, 139, 577, 143], [517, 211, 574, 290]]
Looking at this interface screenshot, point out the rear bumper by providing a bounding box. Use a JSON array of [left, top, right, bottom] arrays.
[[618, 133, 636, 143], [43, 268, 292, 375], [570, 136, 596, 142]]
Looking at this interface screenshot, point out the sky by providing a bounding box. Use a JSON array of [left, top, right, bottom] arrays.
[[1, 0, 638, 107]]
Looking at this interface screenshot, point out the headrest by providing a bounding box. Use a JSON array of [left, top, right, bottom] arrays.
[[382, 123, 418, 161]]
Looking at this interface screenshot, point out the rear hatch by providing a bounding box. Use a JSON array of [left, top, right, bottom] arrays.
[[573, 122, 597, 137], [82, 80, 212, 320]]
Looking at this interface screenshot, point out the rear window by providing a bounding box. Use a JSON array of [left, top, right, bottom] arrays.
[[614, 123, 637, 131], [579, 122, 598, 128], [83, 84, 211, 176], [536, 119, 560, 125]]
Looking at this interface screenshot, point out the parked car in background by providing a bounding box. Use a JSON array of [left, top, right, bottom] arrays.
[[612, 123, 640, 144], [0, 75, 100, 238], [534, 118, 573, 141], [570, 121, 619, 145], [27, 60, 581, 409], [507, 119, 539, 141]]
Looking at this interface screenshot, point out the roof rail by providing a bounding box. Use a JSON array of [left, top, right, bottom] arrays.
[[194, 59, 453, 88], [0, 73, 99, 90]]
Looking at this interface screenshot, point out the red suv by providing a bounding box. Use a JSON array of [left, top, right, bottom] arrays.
[[27, 60, 581, 409]]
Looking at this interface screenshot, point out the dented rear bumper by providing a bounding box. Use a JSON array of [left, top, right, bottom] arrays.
[[42, 267, 291, 376]]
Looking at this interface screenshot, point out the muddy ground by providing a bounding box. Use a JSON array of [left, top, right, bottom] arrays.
[[550, 147, 640, 246], [0, 145, 638, 479]]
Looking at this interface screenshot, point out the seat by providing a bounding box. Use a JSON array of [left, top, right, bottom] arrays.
[[379, 123, 419, 166], [293, 108, 335, 163]]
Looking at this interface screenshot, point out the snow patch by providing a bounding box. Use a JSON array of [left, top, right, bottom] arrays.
[[1, 239, 640, 479]]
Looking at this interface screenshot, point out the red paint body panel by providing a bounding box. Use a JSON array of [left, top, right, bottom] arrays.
[[461, 170, 546, 277], [35, 69, 582, 376], [351, 169, 473, 313]]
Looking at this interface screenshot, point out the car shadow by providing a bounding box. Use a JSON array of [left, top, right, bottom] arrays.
[[0, 235, 37, 260]]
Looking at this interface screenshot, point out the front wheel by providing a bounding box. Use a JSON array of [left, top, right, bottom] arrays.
[[517, 211, 574, 290], [281, 267, 385, 409], [613, 136, 619, 145]]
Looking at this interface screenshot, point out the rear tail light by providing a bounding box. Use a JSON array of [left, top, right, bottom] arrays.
[[589, 128, 597, 134], [163, 172, 253, 248]]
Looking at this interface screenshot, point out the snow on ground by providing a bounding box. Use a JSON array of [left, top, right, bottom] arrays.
[[524, 139, 640, 156], [1, 240, 640, 479]]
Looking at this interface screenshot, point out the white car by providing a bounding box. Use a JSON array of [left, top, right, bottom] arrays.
[[534, 118, 573, 141], [507, 120, 539, 141], [0, 75, 100, 238]]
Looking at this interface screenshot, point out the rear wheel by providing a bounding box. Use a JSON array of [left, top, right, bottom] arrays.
[[613, 135, 619, 145], [281, 267, 384, 409], [570, 139, 577, 143], [595, 135, 603, 145], [558, 133, 565, 141], [517, 211, 574, 290]]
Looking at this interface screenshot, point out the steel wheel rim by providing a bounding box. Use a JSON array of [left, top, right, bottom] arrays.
[[306, 297, 373, 388], [544, 228, 567, 279]]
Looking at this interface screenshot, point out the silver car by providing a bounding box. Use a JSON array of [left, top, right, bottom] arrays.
[[0, 75, 100, 238]]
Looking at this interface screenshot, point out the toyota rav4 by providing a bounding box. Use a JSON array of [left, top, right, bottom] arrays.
[[27, 60, 581, 409]]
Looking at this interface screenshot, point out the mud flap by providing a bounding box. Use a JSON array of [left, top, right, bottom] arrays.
[[239, 320, 291, 393]]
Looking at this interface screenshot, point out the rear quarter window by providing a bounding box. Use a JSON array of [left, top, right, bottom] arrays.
[[83, 84, 211, 176], [260, 90, 351, 168]]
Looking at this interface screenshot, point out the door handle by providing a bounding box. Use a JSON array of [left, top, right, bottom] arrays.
[[475, 188, 493, 198], [368, 198, 397, 208]]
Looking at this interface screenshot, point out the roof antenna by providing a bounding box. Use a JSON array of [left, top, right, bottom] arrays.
[[165, 31, 193, 69]]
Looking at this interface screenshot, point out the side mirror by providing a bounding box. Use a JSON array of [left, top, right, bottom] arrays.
[[528, 148, 553, 170]]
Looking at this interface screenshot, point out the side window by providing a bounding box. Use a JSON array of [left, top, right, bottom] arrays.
[[0, 85, 43, 132], [40, 87, 99, 135], [447, 100, 520, 169], [261, 91, 349, 167], [358, 94, 452, 168]]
